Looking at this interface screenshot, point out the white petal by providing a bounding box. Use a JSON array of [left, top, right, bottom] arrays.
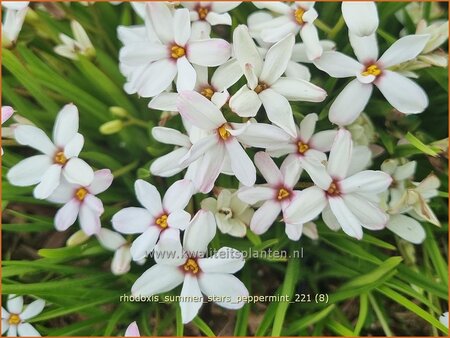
[[112, 207, 153, 234], [342, 2, 379, 37], [119, 42, 167, 66], [225, 138, 256, 187], [20, 300, 45, 321], [173, 8, 191, 46], [343, 194, 387, 230], [1, 320, 9, 334], [299, 23, 323, 60], [146, 2, 174, 44], [134, 179, 163, 216], [178, 91, 226, 130], [7, 155, 52, 187], [84, 194, 104, 214], [7, 324, 17, 337], [198, 247, 244, 273], [52, 104, 79, 148], [250, 200, 281, 235], [285, 222, 304, 241], [111, 246, 132, 275], [96, 228, 127, 251], [376, 70, 428, 115], [183, 210, 216, 255], [386, 214, 425, 244], [198, 273, 248, 309], [284, 186, 327, 224], [259, 88, 296, 137], [132, 264, 184, 296], [327, 129, 353, 180], [260, 33, 295, 85], [88, 169, 113, 195], [212, 58, 244, 91], [17, 323, 40, 337], [190, 20, 211, 39], [1, 106, 14, 124], [2, 2, 29, 10], [314, 51, 363, 78], [176, 57, 197, 92], [299, 113, 318, 143], [378, 34, 430, 68], [393, 161, 416, 181], [34, 164, 62, 199], [238, 186, 274, 205], [281, 155, 302, 188], [151, 148, 189, 177], [7, 295, 23, 314], [188, 39, 231, 66], [14, 125, 56, 155], [233, 25, 264, 76], [206, 12, 232, 26], [253, 151, 282, 185], [349, 33, 379, 64], [63, 158, 94, 186], [152, 127, 191, 148], [79, 204, 101, 235], [329, 79, 373, 126], [130, 226, 161, 260], [260, 19, 297, 44], [148, 93, 178, 111], [163, 179, 194, 212], [347, 145, 373, 177], [211, 2, 241, 13], [328, 197, 363, 239], [63, 133, 84, 158], [181, 134, 218, 166], [303, 221, 319, 239], [136, 59, 177, 98], [125, 322, 140, 337], [54, 199, 80, 231], [271, 77, 327, 102], [322, 205, 340, 230], [180, 275, 203, 324], [340, 170, 392, 194], [168, 210, 191, 230], [155, 229, 185, 265], [192, 146, 225, 193], [285, 61, 311, 81], [309, 130, 338, 152], [229, 85, 261, 118], [237, 122, 291, 148], [298, 157, 332, 190]]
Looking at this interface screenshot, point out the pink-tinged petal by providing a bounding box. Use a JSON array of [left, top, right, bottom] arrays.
[[198, 273, 248, 310], [339, 170, 392, 194], [63, 158, 94, 186], [47, 180, 76, 204], [284, 186, 327, 224], [303, 221, 319, 239], [7, 155, 52, 187], [53, 103, 79, 148], [386, 214, 425, 244], [152, 127, 191, 148], [125, 322, 140, 337], [285, 223, 304, 241], [238, 186, 275, 205], [178, 91, 226, 130], [20, 299, 45, 321], [173, 8, 191, 46], [329, 79, 373, 126], [168, 210, 191, 230], [314, 51, 363, 78], [299, 113, 318, 143], [254, 151, 283, 185], [198, 247, 244, 273], [225, 138, 256, 187], [54, 199, 80, 231], [183, 210, 216, 255], [7, 295, 23, 314], [146, 2, 174, 44], [193, 146, 225, 193], [119, 42, 167, 66], [63, 133, 84, 159], [151, 148, 189, 177], [342, 2, 379, 37], [17, 323, 40, 337], [250, 200, 281, 235], [237, 122, 291, 148], [343, 194, 387, 230], [233, 25, 264, 76], [148, 92, 178, 111], [271, 77, 327, 102], [112, 207, 153, 234], [134, 179, 163, 216], [14, 125, 56, 156], [1, 106, 14, 124], [229, 85, 262, 118], [84, 194, 104, 214], [309, 130, 337, 152], [181, 134, 217, 166], [375, 70, 428, 115], [79, 204, 101, 235], [349, 33, 379, 64], [378, 34, 430, 68], [328, 197, 363, 239], [206, 11, 232, 25], [322, 205, 340, 231], [155, 228, 185, 266], [327, 129, 353, 180], [298, 157, 332, 190], [260, 33, 295, 85], [112, 246, 132, 275], [176, 57, 197, 92], [180, 274, 204, 324], [34, 164, 62, 199], [259, 88, 297, 137], [132, 264, 184, 297], [281, 155, 302, 188], [300, 23, 323, 60], [211, 59, 243, 92], [187, 39, 231, 66], [96, 228, 127, 251], [163, 179, 194, 212], [136, 59, 177, 98], [88, 169, 113, 195], [130, 226, 161, 261]]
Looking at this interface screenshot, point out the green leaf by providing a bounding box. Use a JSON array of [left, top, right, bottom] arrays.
[[192, 317, 215, 337]]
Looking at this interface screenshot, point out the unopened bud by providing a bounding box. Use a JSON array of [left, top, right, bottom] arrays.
[[109, 106, 128, 118], [66, 230, 90, 246], [100, 120, 123, 135]]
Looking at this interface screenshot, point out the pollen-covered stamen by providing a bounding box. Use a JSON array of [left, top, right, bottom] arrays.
[[170, 45, 186, 59], [54, 151, 67, 165], [297, 141, 310, 155], [219, 207, 232, 219], [8, 314, 21, 325], [254, 82, 268, 94], [197, 6, 209, 20], [75, 187, 88, 201], [326, 181, 340, 196], [294, 8, 305, 25], [362, 64, 382, 77], [218, 124, 231, 141], [156, 214, 169, 229], [183, 258, 200, 274], [201, 87, 214, 100], [277, 188, 290, 201]]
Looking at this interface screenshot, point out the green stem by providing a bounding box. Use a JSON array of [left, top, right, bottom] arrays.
[[329, 16, 345, 39], [112, 160, 139, 178], [368, 292, 394, 336], [314, 19, 333, 34]]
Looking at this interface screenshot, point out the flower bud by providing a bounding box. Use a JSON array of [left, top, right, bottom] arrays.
[[109, 106, 128, 118], [100, 120, 123, 135], [66, 230, 90, 246]]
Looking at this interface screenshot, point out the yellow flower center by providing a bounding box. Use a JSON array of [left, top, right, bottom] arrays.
[[327, 182, 340, 196], [8, 314, 21, 325], [156, 214, 169, 229], [277, 188, 290, 201], [75, 187, 88, 201], [171, 45, 186, 59], [297, 141, 309, 155], [54, 151, 67, 165], [294, 8, 305, 25], [361, 64, 382, 77], [197, 6, 209, 20], [183, 258, 200, 274], [254, 82, 268, 94], [201, 87, 214, 100], [218, 124, 231, 141]]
